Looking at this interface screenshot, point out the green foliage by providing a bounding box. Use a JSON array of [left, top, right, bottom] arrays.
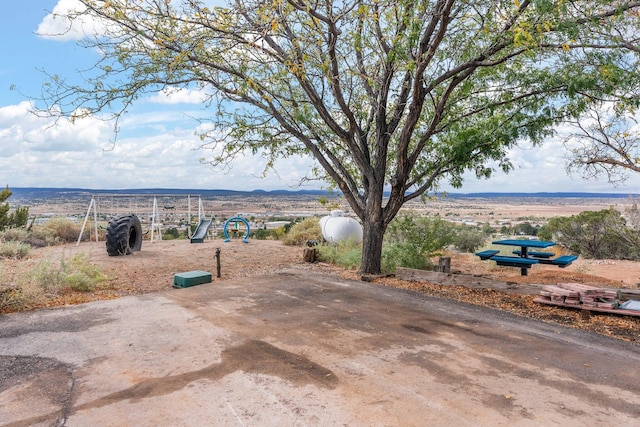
[[382, 214, 456, 271], [26, 258, 66, 294], [0, 186, 10, 230], [316, 239, 362, 270], [272, 227, 287, 240], [382, 243, 432, 273], [164, 227, 181, 240], [251, 228, 278, 240], [0, 186, 29, 231], [498, 221, 540, 237], [538, 208, 640, 260], [451, 228, 486, 253], [8, 206, 29, 229], [282, 217, 322, 246], [63, 253, 108, 292], [513, 222, 539, 236], [307, 213, 489, 273]]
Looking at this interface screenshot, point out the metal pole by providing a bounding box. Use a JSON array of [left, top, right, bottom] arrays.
[[93, 196, 98, 242], [76, 196, 94, 246], [151, 196, 157, 242], [188, 195, 192, 239], [215, 247, 221, 278]]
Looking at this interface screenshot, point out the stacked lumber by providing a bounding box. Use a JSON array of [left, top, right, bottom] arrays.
[[540, 285, 580, 305], [539, 283, 618, 308], [618, 289, 640, 302], [536, 283, 640, 317]]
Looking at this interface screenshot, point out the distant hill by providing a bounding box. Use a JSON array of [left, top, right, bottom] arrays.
[[7, 187, 638, 200], [8, 187, 332, 200], [436, 192, 639, 199]]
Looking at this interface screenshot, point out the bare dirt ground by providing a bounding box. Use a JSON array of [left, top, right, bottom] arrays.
[[3, 238, 638, 342]]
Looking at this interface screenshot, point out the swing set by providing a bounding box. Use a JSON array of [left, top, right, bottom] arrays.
[[76, 194, 207, 246]]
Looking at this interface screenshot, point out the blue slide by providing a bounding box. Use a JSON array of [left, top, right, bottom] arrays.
[[190, 218, 213, 243]]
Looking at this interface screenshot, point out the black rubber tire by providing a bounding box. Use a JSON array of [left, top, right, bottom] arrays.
[[105, 214, 143, 256]]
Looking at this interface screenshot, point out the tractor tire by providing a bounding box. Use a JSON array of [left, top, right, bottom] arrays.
[[105, 214, 143, 256]]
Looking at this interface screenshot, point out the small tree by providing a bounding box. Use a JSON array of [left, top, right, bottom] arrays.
[[0, 186, 29, 231], [539, 208, 640, 260]]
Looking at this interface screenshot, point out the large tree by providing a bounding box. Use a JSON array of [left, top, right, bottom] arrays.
[[40, 0, 640, 273]]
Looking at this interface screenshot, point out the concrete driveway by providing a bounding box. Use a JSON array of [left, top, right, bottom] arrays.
[[1, 265, 639, 426]]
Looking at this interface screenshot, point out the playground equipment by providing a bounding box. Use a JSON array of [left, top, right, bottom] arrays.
[[77, 194, 210, 254], [105, 214, 143, 256], [223, 216, 250, 243], [319, 210, 363, 243], [190, 218, 213, 243]]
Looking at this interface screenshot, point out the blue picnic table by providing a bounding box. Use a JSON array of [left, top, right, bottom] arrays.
[[476, 239, 577, 276]]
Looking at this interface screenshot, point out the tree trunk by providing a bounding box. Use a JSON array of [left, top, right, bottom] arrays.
[[360, 214, 386, 275]]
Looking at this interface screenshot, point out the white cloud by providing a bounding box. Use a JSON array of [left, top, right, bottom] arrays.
[[147, 87, 211, 105], [0, 101, 108, 153], [36, 0, 105, 42], [0, 99, 319, 190], [3, 95, 637, 192], [443, 129, 640, 194]]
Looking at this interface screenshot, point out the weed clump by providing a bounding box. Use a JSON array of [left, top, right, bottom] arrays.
[[0, 252, 108, 312], [0, 240, 31, 259], [282, 217, 322, 246]]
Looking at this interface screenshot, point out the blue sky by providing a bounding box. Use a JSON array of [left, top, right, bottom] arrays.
[[1, 1, 639, 194]]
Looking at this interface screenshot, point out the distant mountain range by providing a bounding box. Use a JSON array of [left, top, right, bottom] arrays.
[[7, 187, 639, 200], [438, 191, 639, 199]]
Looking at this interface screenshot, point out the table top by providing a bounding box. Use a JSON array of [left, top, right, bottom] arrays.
[[492, 239, 556, 248]]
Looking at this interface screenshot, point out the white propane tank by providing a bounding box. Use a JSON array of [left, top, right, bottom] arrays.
[[319, 210, 363, 243]]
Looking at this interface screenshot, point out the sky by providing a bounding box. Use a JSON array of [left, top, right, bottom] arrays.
[[1, 1, 639, 194]]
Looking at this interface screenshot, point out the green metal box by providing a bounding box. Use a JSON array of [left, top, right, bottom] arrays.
[[173, 270, 212, 288]]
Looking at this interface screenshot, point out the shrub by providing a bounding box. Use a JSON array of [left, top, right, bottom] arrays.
[[23, 227, 57, 247], [271, 226, 287, 240], [282, 217, 322, 245], [0, 241, 31, 259], [252, 228, 278, 240], [44, 218, 81, 243], [0, 228, 29, 242], [451, 228, 486, 253], [382, 243, 432, 272], [316, 239, 362, 270], [382, 214, 456, 271], [64, 253, 108, 292], [538, 208, 640, 260], [163, 227, 181, 240], [0, 250, 109, 312]]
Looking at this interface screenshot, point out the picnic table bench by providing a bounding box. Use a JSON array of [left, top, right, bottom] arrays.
[[512, 250, 554, 258], [475, 239, 578, 276]]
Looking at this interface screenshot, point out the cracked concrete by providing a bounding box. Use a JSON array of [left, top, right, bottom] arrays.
[[1, 266, 639, 426]]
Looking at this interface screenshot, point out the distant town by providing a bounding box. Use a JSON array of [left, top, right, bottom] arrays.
[[6, 187, 638, 238]]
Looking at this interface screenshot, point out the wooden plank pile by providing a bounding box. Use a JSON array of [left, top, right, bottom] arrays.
[[535, 283, 640, 317], [540, 285, 580, 305]]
